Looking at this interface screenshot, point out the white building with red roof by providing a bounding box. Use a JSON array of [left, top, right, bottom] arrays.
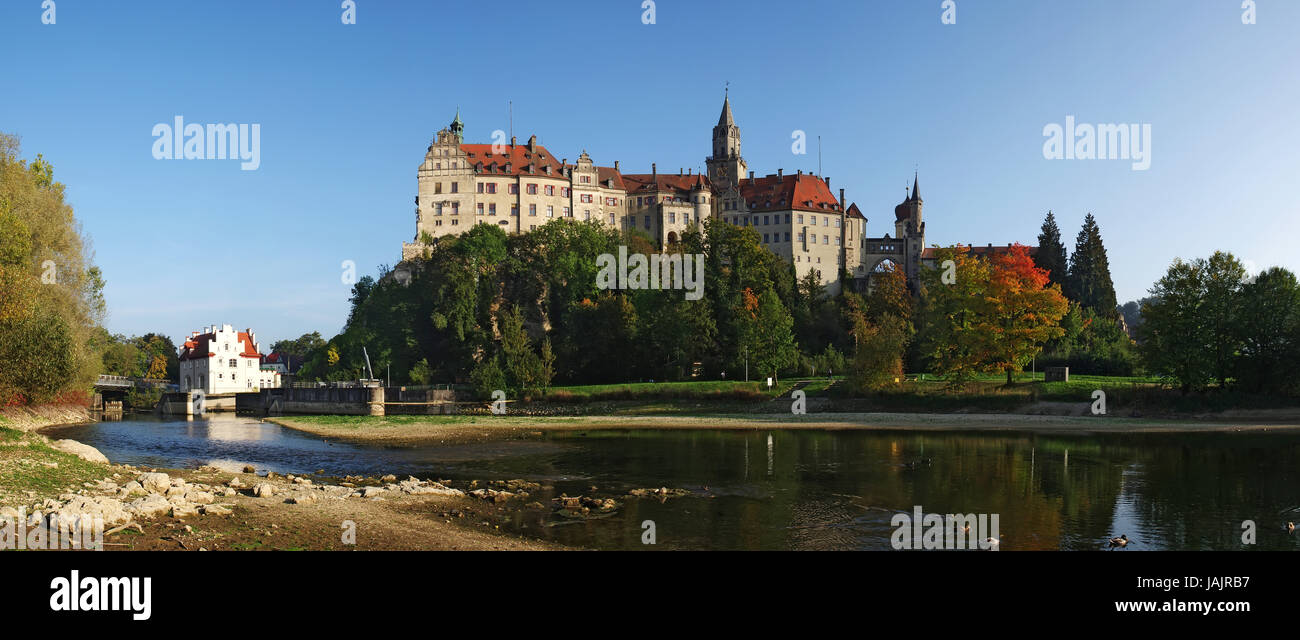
[[179, 324, 281, 394]]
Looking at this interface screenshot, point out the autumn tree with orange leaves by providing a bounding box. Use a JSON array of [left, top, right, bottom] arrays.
[[920, 245, 1067, 385], [982, 245, 1069, 384]]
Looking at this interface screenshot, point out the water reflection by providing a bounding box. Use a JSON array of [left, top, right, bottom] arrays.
[[41, 416, 1300, 551]]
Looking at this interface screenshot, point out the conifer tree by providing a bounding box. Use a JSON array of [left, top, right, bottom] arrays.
[[1034, 211, 1068, 289], [1066, 213, 1118, 316]]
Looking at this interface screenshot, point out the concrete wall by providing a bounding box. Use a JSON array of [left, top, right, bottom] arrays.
[[241, 386, 459, 417]]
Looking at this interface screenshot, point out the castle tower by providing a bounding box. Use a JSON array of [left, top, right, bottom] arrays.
[[892, 172, 926, 288], [706, 91, 747, 189], [449, 108, 464, 143]]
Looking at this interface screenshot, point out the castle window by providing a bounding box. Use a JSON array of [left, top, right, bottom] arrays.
[[785, 232, 791, 242], [763, 233, 769, 243], [785, 214, 791, 224], [487, 183, 497, 194], [509, 184, 518, 195], [561, 187, 570, 197], [797, 214, 804, 224], [547, 205, 554, 218], [499, 220, 508, 226], [529, 204, 537, 216], [489, 204, 496, 215], [477, 203, 484, 215], [563, 206, 570, 217], [763, 216, 769, 225], [451, 182, 458, 193], [581, 176, 591, 184], [669, 212, 676, 224], [527, 184, 537, 195], [644, 216, 651, 229], [511, 205, 519, 216], [545, 185, 554, 196], [452, 203, 459, 214], [477, 183, 484, 193]]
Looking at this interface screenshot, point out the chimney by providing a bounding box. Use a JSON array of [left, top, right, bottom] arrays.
[[679, 168, 683, 176], [614, 160, 620, 171], [652, 163, 656, 178], [839, 188, 845, 209], [527, 135, 536, 151], [687, 168, 692, 176], [797, 169, 802, 176], [749, 171, 755, 180], [824, 176, 831, 187], [777, 168, 783, 181], [511, 136, 517, 147]]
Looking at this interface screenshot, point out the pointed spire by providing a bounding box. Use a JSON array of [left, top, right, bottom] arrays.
[[911, 172, 921, 202], [449, 107, 464, 143], [718, 90, 735, 127]]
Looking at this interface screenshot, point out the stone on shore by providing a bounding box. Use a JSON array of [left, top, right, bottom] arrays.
[[53, 495, 132, 527], [138, 473, 171, 494], [170, 503, 200, 518], [50, 440, 110, 464], [126, 494, 171, 518], [253, 483, 276, 498]]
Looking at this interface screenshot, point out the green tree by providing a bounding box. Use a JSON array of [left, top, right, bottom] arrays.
[[1139, 258, 1213, 392], [1201, 251, 1246, 387], [497, 305, 544, 396], [738, 288, 797, 382], [1066, 213, 1118, 316], [918, 247, 992, 384], [1234, 267, 1300, 394], [1034, 210, 1069, 289], [0, 134, 102, 404]]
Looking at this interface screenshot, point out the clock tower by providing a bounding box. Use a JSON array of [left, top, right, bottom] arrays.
[[707, 91, 747, 189]]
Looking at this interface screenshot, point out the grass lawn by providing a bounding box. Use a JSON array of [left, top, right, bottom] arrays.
[[0, 423, 113, 507], [526, 373, 1299, 415]]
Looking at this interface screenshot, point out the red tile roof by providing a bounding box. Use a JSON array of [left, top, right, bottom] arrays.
[[461, 143, 564, 177], [179, 330, 261, 361], [621, 173, 709, 195], [596, 166, 625, 190], [846, 203, 865, 220], [179, 335, 214, 361], [739, 173, 841, 213]]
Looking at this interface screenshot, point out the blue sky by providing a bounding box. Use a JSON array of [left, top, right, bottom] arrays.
[[2, 0, 1297, 349]]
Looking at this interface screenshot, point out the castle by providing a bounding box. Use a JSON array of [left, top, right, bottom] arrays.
[[402, 95, 941, 294]]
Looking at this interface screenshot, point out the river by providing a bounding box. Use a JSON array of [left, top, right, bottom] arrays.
[[42, 414, 1300, 551]]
